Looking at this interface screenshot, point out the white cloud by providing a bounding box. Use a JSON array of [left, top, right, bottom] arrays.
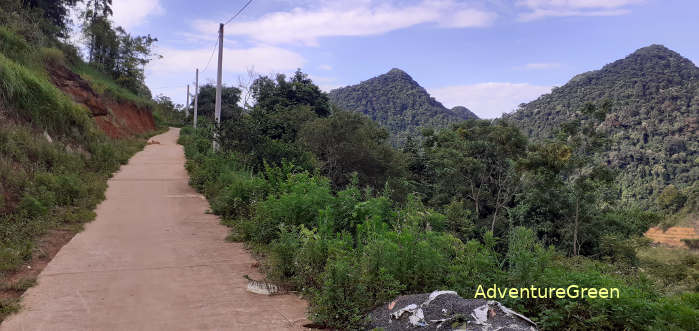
[[440, 8, 498, 28], [111, 0, 164, 28], [148, 46, 305, 74], [319, 64, 333, 71], [516, 0, 642, 21], [521, 62, 561, 70], [309, 75, 341, 92], [429, 83, 552, 119], [193, 1, 496, 46]]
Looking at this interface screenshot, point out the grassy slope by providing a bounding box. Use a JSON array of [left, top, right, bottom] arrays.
[[0, 27, 158, 320]]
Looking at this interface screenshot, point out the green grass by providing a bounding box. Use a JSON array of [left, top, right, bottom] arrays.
[[72, 62, 154, 109], [0, 298, 20, 321]]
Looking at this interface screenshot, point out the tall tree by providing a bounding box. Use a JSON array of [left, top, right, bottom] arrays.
[[299, 110, 405, 188], [422, 120, 527, 231], [559, 101, 616, 256], [81, 0, 113, 62], [24, 0, 81, 38]]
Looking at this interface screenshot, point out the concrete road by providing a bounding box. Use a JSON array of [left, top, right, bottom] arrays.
[[1, 128, 308, 331]]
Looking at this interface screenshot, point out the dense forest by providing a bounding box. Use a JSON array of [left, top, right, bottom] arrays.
[[328, 68, 478, 145], [181, 64, 697, 329], [504, 45, 699, 212]]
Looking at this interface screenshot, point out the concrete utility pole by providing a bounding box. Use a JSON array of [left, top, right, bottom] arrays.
[[185, 84, 190, 118], [194, 69, 199, 129], [213, 23, 224, 151]]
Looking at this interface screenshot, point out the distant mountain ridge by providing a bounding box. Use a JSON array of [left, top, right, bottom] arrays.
[[328, 68, 477, 144], [504, 44, 699, 206]]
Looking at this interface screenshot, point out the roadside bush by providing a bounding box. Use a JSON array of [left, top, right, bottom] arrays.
[[248, 172, 332, 243], [309, 254, 369, 329], [210, 170, 268, 219]]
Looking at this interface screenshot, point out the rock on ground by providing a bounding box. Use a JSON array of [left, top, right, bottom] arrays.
[[366, 290, 537, 331]]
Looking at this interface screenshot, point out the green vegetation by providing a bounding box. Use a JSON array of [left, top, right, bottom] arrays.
[[1, 1, 164, 319], [79, 0, 159, 98], [180, 69, 697, 330], [505, 45, 699, 211], [0, 32, 150, 271], [328, 68, 478, 145], [152, 94, 187, 128]]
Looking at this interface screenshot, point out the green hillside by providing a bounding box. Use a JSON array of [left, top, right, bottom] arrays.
[[504, 45, 699, 207], [328, 68, 478, 144]]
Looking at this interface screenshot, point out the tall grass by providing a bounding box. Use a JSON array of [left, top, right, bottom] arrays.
[[72, 62, 154, 109]]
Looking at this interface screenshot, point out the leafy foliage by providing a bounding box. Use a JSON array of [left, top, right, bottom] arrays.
[[79, 0, 158, 98], [299, 110, 405, 188]]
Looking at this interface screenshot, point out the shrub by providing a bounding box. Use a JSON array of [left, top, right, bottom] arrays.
[[249, 172, 332, 243], [210, 170, 268, 219], [309, 255, 369, 329]]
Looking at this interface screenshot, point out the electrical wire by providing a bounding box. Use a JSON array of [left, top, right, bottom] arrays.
[[224, 0, 254, 25], [201, 38, 219, 74], [202, 0, 253, 74]]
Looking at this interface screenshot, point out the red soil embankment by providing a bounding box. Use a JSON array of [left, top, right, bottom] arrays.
[[47, 64, 155, 138], [645, 226, 699, 248]]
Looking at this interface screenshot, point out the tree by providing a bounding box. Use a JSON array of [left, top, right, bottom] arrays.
[[656, 184, 686, 212], [78, 0, 158, 97], [193, 84, 243, 122], [512, 141, 572, 248], [299, 110, 405, 188], [24, 0, 81, 38], [81, 0, 113, 62], [422, 120, 526, 232], [559, 101, 616, 256], [251, 70, 331, 118], [216, 70, 328, 171], [113, 28, 159, 95]]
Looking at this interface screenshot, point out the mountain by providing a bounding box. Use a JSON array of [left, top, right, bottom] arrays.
[[504, 45, 699, 206], [328, 68, 478, 144], [451, 106, 478, 119]]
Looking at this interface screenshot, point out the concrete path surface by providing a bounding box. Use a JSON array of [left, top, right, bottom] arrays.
[[1, 128, 309, 331]]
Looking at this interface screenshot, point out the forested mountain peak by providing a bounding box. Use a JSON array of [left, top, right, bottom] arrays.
[[621, 44, 699, 75], [328, 68, 478, 144], [505, 44, 699, 207], [386, 67, 412, 77], [451, 106, 478, 119]]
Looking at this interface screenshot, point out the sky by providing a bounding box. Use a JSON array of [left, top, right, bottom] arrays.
[[90, 0, 699, 119]]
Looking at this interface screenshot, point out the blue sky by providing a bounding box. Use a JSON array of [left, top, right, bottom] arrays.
[[101, 0, 699, 118]]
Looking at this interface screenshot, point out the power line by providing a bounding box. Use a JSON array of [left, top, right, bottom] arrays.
[[202, 0, 254, 75], [201, 38, 219, 74], [224, 0, 254, 25]]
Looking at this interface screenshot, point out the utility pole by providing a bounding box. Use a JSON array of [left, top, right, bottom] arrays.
[[194, 68, 199, 129], [213, 23, 223, 151], [185, 84, 190, 118]]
